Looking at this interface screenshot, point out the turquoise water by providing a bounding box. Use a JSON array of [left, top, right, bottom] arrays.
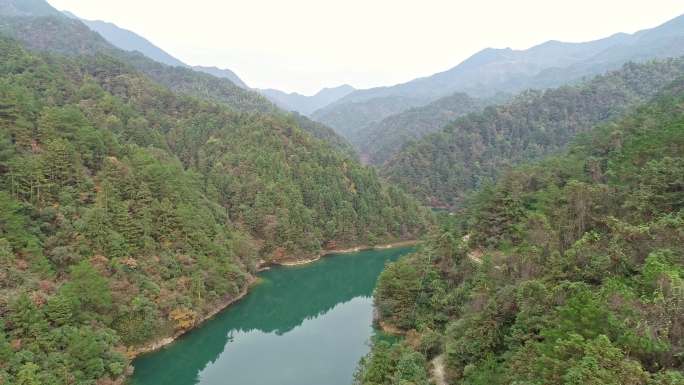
[[130, 246, 414, 385]]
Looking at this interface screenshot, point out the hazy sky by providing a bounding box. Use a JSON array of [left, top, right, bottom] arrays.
[[47, 0, 684, 95]]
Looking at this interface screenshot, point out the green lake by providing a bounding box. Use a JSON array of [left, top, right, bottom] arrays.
[[130, 246, 414, 385]]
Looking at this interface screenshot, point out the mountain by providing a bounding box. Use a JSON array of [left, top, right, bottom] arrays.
[[381, 58, 684, 207], [259, 84, 355, 115], [358, 74, 684, 385], [0, 11, 273, 113], [314, 14, 684, 144], [0, 0, 60, 16], [62, 10, 250, 90], [65, 8, 355, 105], [192, 65, 248, 88], [312, 95, 426, 141], [288, 112, 357, 158], [71, 16, 186, 67], [0, 6, 360, 157], [0, 28, 430, 385], [356, 92, 505, 165]]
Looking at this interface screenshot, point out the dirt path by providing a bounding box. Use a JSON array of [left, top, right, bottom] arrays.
[[431, 354, 447, 385]]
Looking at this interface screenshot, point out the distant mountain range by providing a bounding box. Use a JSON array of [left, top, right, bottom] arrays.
[[0, 0, 363, 157], [258, 85, 355, 116], [313, 13, 684, 147], [381, 58, 684, 207], [62, 10, 352, 114], [63, 10, 250, 89]]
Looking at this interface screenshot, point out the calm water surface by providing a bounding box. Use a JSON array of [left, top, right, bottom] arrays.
[[130, 246, 414, 385]]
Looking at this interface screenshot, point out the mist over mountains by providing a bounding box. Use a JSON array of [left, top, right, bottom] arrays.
[[258, 84, 355, 115], [310, 13, 684, 164]]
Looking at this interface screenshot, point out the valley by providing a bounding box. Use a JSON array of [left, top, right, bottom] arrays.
[[0, 1, 682, 385]]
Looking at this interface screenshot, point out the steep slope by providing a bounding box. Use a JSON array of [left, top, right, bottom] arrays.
[[288, 112, 357, 159], [0, 36, 430, 384], [357, 77, 684, 385], [0, 4, 272, 113], [382, 59, 684, 207], [357, 92, 492, 165], [0, 3, 357, 157], [314, 14, 684, 144], [64, 10, 251, 90], [313, 95, 427, 140], [259, 84, 355, 115], [72, 16, 186, 67]]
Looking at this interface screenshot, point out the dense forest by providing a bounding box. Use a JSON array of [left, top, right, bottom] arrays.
[[2, 2, 684, 385], [0, 35, 430, 384], [355, 78, 684, 384], [382, 59, 684, 207], [358, 92, 493, 165], [312, 95, 427, 143]]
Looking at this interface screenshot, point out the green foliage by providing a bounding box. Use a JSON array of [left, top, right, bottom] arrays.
[[354, 341, 431, 385], [363, 77, 684, 384], [359, 92, 491, 165], [61, 261, 112, 315], [0, 35, 430, 384], [508, 334, 649, 385], [382, 59, 684, 206], [375, 257, 425, 329]]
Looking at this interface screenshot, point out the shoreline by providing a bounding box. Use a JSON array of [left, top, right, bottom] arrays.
[[127, 275, 259, 359], [274, 239, 421, 267], [125, 239, 420, 363]]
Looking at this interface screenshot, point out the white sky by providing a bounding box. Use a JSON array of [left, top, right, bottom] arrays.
[[47, 0, 684, 95]]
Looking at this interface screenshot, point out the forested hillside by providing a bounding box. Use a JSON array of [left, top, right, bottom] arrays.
[[357, 92, 492, 165], [192, 65, 248, 89], [0, 2, 358, 156], [312, 95, 426, 143], [0, 35, 430, 384], [289, 112, 357, 159], [0, 14, 273, 114], [355, 75, 684, 385], [66, 14, 186, 68], [382, 59, 684, 207], [68, 13, 251, 89]]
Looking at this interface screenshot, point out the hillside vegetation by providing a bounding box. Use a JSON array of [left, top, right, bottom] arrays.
[[0, 37, 430, 384], [0, 4, 357, 156], [358, 92, 491, 165], [382, 59, 684, 207], [0, 14, 274, 114], [355, 75, 684, 385]]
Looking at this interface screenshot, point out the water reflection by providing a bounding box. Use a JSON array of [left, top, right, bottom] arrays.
[[131, 247, 413, 385]]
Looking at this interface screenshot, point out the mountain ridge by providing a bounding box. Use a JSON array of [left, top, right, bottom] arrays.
[[61, 9, 251, 90], [61, 9, 350, 113], [313, 13, 684, 145], [381, 58, 684, 206], [0, 0, 357, 157]]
